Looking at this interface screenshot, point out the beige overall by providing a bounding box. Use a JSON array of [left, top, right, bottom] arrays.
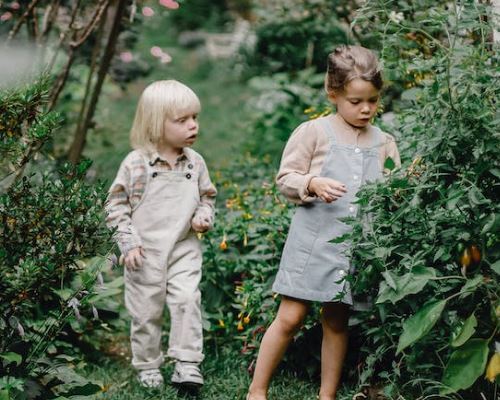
[[125, 159, 203, 370]]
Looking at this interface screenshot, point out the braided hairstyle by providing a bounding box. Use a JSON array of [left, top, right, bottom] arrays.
[[324, 45, 383, 95]]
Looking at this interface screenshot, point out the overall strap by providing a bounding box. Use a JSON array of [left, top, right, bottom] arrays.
[[319, 117, 338, 145], [370, 126, 384, 149]]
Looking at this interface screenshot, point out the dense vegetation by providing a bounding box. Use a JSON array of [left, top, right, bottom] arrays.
[[0, 1, 498, 399]]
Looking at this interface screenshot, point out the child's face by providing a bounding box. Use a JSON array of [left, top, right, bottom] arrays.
[[162, 112, 199, 149], [328, 78, 380, 128]]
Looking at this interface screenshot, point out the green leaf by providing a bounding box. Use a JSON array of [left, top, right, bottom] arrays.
[[397, 299, 447, 354], [401, 87, 422, 101], [382, 270, 397, 290], [491, 260, 500, 276], [0, 352, 22, 366], [384, 157, 396, 171], [0, 390, 8, 400], [460, 275, 483, 296], [376, 266, 435, 304], [451, 314, 477, 347], [441, 339, 489, 394]]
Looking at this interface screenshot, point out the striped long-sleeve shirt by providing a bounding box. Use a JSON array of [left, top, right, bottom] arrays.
[[105, 148, 217, 255]]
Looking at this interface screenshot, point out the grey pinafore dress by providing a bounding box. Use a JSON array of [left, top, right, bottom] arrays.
[[272, 117, 384, 304]]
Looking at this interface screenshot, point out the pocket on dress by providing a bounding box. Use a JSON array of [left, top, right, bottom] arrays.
[[279, 210, 319, 275]]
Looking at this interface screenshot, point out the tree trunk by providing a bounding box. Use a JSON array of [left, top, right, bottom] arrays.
[[67, 0, 128, 164]]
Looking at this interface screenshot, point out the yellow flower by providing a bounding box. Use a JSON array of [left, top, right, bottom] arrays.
[[243, 232, 248, 247], [6, 217, 15, 229], [237, 321, 244, 331], [219, 234, 228, 250], [486, 353, 500, 382], [243, 315, 250, 324], [218, 319, 225, 328]]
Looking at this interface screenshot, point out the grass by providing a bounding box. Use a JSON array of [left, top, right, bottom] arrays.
[[86, 351, 322, 400]]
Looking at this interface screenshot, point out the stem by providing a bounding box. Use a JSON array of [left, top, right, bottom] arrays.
[[429, 275, 466, 281], [6, 0, 42, 43]]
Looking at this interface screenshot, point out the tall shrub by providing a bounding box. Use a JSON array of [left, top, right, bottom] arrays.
[[344, 1, 499, 398], [0, 78, 113, 398]]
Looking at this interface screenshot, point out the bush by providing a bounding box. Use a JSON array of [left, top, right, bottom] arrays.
[[344, 2, 500, 398], [0, 78, 114, 398], [241, 0, 350, 75], [242, 69, 330, 162]]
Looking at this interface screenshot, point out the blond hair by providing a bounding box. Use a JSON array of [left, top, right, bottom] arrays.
[[324, 45, 383, 94], [130, 80, 201, 151]]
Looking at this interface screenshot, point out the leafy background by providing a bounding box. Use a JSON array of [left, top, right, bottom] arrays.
[[0, 0, 498, 399]]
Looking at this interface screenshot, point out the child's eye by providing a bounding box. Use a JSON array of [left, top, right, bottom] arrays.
[[349, 100, 360, 105]]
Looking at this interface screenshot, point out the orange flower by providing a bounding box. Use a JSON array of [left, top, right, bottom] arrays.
[[219, 234, 228, 250], [237, 321, 244, 331]]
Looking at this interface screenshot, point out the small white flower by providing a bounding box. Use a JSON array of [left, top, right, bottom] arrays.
[[17, 321, 25, 337], [92, 305, 99, 320], [68, 298, 81, 320], [389, 11, 404, 24]]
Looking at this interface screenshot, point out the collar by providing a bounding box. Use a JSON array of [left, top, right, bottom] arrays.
[[331, 113, 370, 136], [146, 148, 193, 167]]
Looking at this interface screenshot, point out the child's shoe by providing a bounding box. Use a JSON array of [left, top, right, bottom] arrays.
[[138, 368, 164, 388], [171, 361, 204, 387]]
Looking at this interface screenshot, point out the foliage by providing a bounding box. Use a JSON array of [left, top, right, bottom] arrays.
[[341, 1, 500, 397], [240, 0, 350, 75], [201, 156, 289, 353], [201, 156, 325, 378], [168, 0, 231, 32], [242, 69, 331, 162], [0, 78, 114, 398]]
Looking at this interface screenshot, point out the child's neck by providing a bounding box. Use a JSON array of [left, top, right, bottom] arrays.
[[157, 143, 183, 166], [335, 113, 369, 132]]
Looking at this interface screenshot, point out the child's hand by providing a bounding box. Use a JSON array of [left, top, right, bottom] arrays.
[[191, 215, 211, 233], [124, 247, 145, 271], [308, 177, 347, 203]]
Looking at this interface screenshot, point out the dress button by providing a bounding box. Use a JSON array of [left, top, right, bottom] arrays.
[[152, 172, 158, 178], [353, 175, 359, 180], [338, 270, 346, 277], [186, 173, 192, 179], [188, 163, 193, 169], [354, 148, 361, 153], [349, 206, 355, 213]]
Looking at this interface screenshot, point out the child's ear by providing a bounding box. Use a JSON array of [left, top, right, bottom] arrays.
[[327, 91, 337, 104]]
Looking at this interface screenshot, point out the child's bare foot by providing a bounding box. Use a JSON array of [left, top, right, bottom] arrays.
[[246, 392, 267, 400]]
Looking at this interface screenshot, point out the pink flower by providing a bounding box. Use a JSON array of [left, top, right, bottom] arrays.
[[1, 12, 13, 21], [159, 0, 180, 10], [160, 52, 172, 64], [150, 46, 163, 58], [10, 2, 20, 10], [120, 51, 133, 63], [141, 6, 155, 17]]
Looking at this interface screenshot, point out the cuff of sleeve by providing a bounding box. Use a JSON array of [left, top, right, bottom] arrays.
[[118, 235, 142, 257], [192, 207, 214, 229], [299, 174, 317, 203]]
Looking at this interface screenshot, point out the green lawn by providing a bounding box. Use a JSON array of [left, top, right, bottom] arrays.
[[86, 352, 324, 399]]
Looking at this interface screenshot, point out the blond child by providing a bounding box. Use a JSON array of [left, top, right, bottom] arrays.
[[247, 45, 401, 400], [106, 80, 217, 388]]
